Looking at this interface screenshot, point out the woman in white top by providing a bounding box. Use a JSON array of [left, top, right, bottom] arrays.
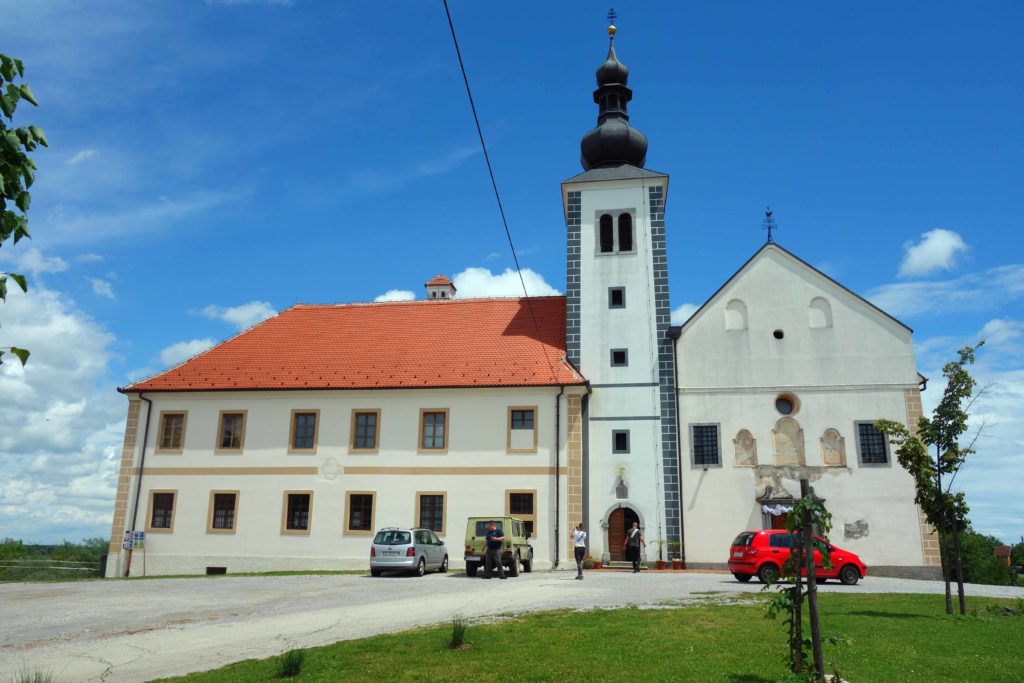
[[572, 523, 587, 580]]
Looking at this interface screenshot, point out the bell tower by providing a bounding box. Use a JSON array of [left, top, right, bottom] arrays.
[[562, 17, 681, 561]]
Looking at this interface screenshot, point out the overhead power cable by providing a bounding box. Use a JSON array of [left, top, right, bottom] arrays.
[[441, 0, 561, 383]]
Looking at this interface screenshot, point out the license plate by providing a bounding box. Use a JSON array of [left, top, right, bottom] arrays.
[[733, 551, 744, 558], [383, 550, 399, 557], [465, 554, 479, 560]]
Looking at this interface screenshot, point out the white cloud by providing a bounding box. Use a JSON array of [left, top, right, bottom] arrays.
[[88, 277, 115, 299], [671, 303, 698, 325], [374, 289, 416, 302], [65, 149, 98, 166], [0, 246, 69, 276], [159, 338, 215, 366], [0, 284, 124, 543], [866, 264, 1024, 318], [342, 144, 481, 196], [75, 253, 104, 263], [977, 319, 1023, 347], [899, 228, 968, 278], [452, 267, 559, 298], [196, 301, 276, 330]]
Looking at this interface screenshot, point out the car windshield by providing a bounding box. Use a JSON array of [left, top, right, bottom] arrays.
[[731, 532, 755, 547], [475, 521, 503, 535], [373, 530, 411, 545]]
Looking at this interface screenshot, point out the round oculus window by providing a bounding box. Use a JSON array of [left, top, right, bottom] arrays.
[[775, 393, 800, 416], [773, 329, 785, 339]]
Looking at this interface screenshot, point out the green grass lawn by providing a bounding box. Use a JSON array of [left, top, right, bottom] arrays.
[[159, 593, 1024, 683]]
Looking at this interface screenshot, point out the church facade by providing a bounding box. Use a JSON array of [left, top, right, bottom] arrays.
[[104, 26, 938, 579]]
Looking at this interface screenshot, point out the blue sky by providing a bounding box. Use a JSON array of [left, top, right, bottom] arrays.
[[1, 1, 1021, 545]]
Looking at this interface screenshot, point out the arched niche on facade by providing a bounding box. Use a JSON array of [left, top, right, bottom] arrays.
[[809, 297, 833, 329], [772, 417, 805, 466], [733, 429, 757, 467], [725, 299, 748, 331], [821, 428, 846, 466]]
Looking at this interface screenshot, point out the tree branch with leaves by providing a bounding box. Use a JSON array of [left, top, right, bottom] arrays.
[[1, 53, 47, 367]]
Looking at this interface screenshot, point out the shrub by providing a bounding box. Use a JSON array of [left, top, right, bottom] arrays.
[[448, 616, 468, 649], [274, 649, 304, 678]]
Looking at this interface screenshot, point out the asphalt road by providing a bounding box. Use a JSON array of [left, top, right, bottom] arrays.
[[2, 570, 1022, 682]]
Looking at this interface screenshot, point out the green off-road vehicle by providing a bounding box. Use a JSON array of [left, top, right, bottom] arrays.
[[463, 516, 533, 577]]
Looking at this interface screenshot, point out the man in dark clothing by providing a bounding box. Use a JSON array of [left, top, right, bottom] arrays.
[[622, 521, 646, 573], [483, 520, 507, 579]]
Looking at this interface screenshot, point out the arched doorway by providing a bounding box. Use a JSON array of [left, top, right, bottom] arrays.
[[607, 506, 640, 561]]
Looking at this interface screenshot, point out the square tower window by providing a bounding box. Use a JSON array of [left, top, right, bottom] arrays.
[[612, 430, 630, 453], [608, 287, 626, 308], [610, 349, 628, 367]]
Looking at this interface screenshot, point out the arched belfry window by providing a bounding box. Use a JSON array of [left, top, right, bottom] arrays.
[[599, 214, 614, 253], [618, 213, 633, 252]]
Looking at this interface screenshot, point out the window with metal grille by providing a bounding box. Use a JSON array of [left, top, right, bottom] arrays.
[[691, 424, 720, 466], [418, 494, 444, 532], [212, 493, 237, 530], [509, 491, 535, 537], [151, 492, 175, 529], [354, 412, 378, 449], [348, 494, 373, 531], [856, 421, 889, 465], [421, 411, 447, 449], [219, 413, 244, 450], [292, 413, 317, 450], [286, 493, 310, 531], [511, 409, 535, 430]]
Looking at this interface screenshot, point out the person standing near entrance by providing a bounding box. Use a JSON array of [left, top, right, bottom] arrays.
[[622, 521, 646, 573], [483, 520, 507, 579], [572, 523, 587, 580]]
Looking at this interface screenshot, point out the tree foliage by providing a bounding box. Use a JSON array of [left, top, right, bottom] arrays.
[[0, 53, 47, 367]]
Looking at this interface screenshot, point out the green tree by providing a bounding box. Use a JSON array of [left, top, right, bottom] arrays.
[[945, 526, 1012, 586], [1, 53, 47, 366], [877, 342, 986, 615], [0, 537, 27, 560]]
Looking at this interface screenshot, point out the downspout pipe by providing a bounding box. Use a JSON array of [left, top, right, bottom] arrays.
[[553, 385, 565, 569], [668, 326, 684, 565], [118, 389, 153, 577]]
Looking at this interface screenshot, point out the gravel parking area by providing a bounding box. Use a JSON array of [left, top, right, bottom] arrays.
[[2, 569, 1021, 682]]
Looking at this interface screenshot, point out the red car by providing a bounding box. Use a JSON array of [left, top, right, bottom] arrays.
[[728, 530, 867, 585]]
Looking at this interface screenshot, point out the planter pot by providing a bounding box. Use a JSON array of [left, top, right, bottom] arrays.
[[592, 561, 601, 569], [671, 559, 683, 570], [655, 560, 666, 570]]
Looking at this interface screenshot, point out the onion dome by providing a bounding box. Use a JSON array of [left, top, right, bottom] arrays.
[[580, 21, 648, 170]]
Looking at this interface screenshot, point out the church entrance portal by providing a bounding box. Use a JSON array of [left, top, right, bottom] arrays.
[[607, 507, 640, 561]]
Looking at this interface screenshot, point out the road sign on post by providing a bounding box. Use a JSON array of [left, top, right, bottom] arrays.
[[122, 531, 134, 550]]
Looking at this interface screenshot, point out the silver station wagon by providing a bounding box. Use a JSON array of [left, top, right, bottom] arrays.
[[369, 527, 449, 577]]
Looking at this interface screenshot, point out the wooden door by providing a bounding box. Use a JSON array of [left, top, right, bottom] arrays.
[[770, 512, 789, 530], [608, 508, 625, 561]]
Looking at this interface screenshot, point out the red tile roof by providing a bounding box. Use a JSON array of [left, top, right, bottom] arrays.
[[425, 274, 454, 288], [124, 296, 584, 392]]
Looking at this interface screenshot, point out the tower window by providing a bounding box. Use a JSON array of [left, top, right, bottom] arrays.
[[608, 287, 626, 308], [618, 214, 633, 252], [610, 348, 628, 367], [599, 214, 614, 252], [612, 429, 630, 453]]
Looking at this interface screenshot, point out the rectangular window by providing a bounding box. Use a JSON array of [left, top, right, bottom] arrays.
[[289, 409, 320, 453], [506, 490, 536, 538], [417, 492, 446, 534], [610, 349, 628, 367], [347, 492, 375, 534], [282, 491, 312, 534], [507, 406, 538, 453], [350, 409, 381, 453], [612, 429, 630, 454], [419, 409, 449, 452], [208, 491, 239, 533], [608, 287, 626, 308], [691, 423, 721, 466], [147, 490, 177, 532], [156, 412, 187, 453], [856, 421, 890, 465], [216, 411, 247, 453]]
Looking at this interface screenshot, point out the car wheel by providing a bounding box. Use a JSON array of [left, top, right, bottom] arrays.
[[440, 555, 449, 573], [370, 568, 382, 577], [509, 551, 521, 577], [732, 573, 752, 583], [522, 550, 533, 573], [466, 562, 478, 577], [839, 565, 860, 585], [757, 563, 780, 584], [416, 558, 426, 577]]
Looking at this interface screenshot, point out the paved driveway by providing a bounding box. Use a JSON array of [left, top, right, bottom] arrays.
[[2, 570, 1021, 682]]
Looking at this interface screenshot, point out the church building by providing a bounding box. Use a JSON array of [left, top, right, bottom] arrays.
[[104, 23, 938, 579]]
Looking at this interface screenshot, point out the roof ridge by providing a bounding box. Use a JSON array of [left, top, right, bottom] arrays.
[[292, 295, 566, 309]]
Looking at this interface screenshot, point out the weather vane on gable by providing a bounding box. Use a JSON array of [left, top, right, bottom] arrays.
[[762, 207, 777, 244]]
